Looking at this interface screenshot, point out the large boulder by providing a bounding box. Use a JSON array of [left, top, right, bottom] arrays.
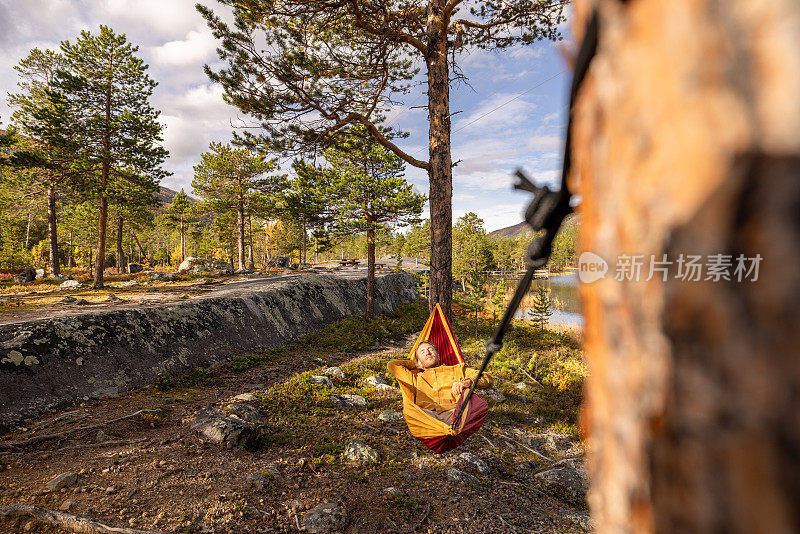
[[59, 280, 82, 290], [303, 502, 348, 533], [267, 255, 290, 268], [13, 268, 36, 284], [35, 268, 45, 280], [127, 263, 143, 274], [534, 463, 589, 507], [344, 439, 380, 463], [189, 405, 262, 449], [178, 256, 201, 273]]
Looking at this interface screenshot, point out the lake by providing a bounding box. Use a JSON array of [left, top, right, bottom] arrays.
[[513, 272, 583, 329]]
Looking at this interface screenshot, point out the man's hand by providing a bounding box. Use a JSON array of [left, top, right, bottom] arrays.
[[451, 378, 473, 397]]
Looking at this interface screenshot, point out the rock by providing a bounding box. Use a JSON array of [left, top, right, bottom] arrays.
[[363, 376, 388, 387], [105, 294, 123, 302], [151, 272, 174, 281], [383, 487, 402, 497], [245, 473, 268, 491], [344, 439, 380, 463], [193, 277, 211, 285], [59, 499, 75, 511], [311, 375, 333, 387], [235, 267, 254, 274], [74, 298, 89, 305], [35, 269, 45, 280], [297, 262, 313, 270], [563, 510, 593, 532], [481, 388, 506, 403], [329, 394, 367, 408], [534, 465, 588, 507], [324, 367, 345, 379], [447, 468, 479, 485], [374, 383, 398, 392], [46, 472, 78, 491], [13, 268, 36, 284], [264, 463, 283, 481], [116, 280, 139, 288], [458, 452, 490, 475], [302, 502, 348, 533], [190, 406, 261, 449], [60, 280, 82, 289], [377, 410, 404, 423], [59, 296, 77, 304], [190, 265, 208, 274], [513, 381, 532, 390], [222, 402, 263, 424], [96, 430, 110, 442], [266, 255, 290, 268], [127, 263, 144, 274], [178, 256, 201, 272], [233, 393, 256, 402]]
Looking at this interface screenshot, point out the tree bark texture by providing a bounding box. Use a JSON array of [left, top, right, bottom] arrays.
[[426, 0, 453, 320], [366, 226, 376, 318], [236, 199, 245, 270], [115, 216, 125, 274], [47, 186, 60, 277], [572, 1, 800, 532], [93, 193, 107, 288]]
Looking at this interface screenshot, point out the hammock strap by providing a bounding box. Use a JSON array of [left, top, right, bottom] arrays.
[[451, 7, 601, 431]]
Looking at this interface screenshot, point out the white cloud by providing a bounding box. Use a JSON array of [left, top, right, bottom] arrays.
[[96, 0, 204, 39], [453, 92, 537, 133], [150, 29, 217, 66], [527, 134, 563, 152]]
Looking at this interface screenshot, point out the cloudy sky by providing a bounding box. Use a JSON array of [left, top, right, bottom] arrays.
[[0, 0, 572, 232]]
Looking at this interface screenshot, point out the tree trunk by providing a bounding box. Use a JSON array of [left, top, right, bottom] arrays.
[[301, 218, 307, 264], [236, 200, 245, 270], [248, 216, 254, 270], [24, 211, 33, 250], [314, 234, 319, 264], [366, 226, 375, 318], [426, 0, 453, 320], [47, 186, 60, 277], [115, 216, 125, 274], [67, 231, 73, 269], [179, 217, 185, 261], [93, 193, 107, 288], [572, 1, 800, 532]]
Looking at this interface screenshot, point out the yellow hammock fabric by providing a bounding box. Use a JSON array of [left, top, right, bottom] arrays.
[[387, 304, 489, 453]]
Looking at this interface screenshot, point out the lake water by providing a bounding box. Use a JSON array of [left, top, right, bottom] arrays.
[[512, 272, 583, 329]]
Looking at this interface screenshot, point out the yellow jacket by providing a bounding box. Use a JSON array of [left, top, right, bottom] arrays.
[[387, 359, 493, 413]]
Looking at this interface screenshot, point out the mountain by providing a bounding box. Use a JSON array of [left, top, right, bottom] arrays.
[[489, 213, 580, 239], [154, 186, 198, 214]]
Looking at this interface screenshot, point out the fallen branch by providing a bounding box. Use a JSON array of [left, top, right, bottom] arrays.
[[57, 438, 149, 452], [513, 366, 542, 388], [496, 431, 553, 462], [31, 410, 83, 432], [401, 502, 430, 533], [0, 410, 162, 450], [480, 434, 497, 449], [0, 504, 166, 533]]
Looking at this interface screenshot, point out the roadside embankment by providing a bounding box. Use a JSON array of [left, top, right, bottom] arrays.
[[0, 273, 418, 428]]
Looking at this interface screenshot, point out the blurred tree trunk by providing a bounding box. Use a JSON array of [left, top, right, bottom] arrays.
[[573, 1, 800, 533]]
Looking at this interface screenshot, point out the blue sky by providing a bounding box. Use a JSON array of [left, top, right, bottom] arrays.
[[0, 0, 572, 232]]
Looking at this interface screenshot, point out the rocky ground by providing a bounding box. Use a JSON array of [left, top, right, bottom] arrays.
[[0, 302, 589, 533]]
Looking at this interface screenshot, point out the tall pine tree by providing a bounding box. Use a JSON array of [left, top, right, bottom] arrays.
[[55, 26, 168, 288], [197, 0, 567, 318], [192, 142, 284, 270], [163, 189, 195, 262], [326, 126, 425, 318]]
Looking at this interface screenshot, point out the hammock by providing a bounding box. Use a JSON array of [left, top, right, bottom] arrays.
[[389, 304, 489, 453]]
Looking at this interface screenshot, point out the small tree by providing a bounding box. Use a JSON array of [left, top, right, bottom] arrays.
[[192, 142, 284, 270], [326, 126, 425, 318], [284, 159, 332, 264], [163, 189, 195, 262], [530, 284, 553, 330]]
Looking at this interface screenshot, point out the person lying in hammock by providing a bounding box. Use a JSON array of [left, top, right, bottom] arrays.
[[387, 341, 493, 424]]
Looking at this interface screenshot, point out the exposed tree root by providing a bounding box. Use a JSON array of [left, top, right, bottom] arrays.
[[0, 504, 166, 533]]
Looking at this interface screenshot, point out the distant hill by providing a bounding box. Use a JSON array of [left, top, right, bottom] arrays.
[[490, 213, 580, 239], [154, 186, 198, 214]]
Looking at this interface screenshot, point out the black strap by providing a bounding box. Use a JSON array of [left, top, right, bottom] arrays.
[[451, 8, 600, 430]]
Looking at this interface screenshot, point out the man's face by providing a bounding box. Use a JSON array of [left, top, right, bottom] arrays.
[[416, 342, 439, 369]]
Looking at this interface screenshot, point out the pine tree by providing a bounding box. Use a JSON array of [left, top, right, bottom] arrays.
[[192, 142, 284, 270], [326, 125, 425, 317], [530, 284, 553, 330], [54, 26, 168, 287], [284, 159, 332, 264], [163, 189, 195, 262], [197, 0, 567, 319], [7, 48, 86, 277]]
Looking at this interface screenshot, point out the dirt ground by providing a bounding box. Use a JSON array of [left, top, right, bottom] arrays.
[[0, 324, 588, 534]]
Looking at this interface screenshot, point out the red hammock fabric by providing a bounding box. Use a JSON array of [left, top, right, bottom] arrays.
[[417, 392, 489, 453]]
